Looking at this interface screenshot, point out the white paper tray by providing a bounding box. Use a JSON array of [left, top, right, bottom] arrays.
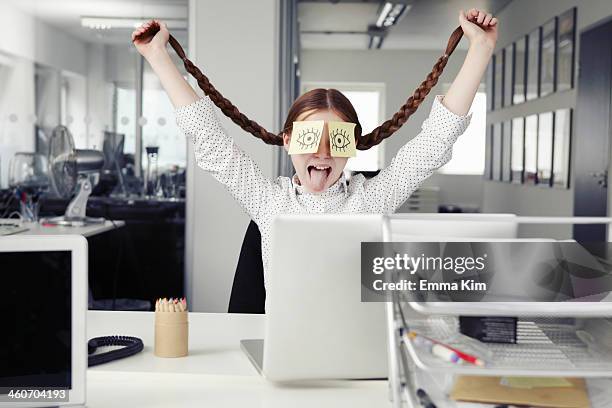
[[401, 316, 612, 377], [405, 299, 612, 317]]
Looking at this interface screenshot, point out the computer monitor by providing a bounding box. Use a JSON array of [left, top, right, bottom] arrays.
[[241, 214, 387, 381], [384, 213, 518, 241], [0, 235, 87, 407]]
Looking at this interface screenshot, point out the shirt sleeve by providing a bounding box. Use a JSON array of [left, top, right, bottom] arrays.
[[362, 95, 472, 213], [175, 96, 278, 223]]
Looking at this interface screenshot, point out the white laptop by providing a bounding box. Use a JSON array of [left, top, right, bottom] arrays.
[[241, 214, 388, 381], [0, 235, 87, 407]]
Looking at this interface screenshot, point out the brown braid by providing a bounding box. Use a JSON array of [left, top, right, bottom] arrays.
[[134, 22, 464, 150], [359, 26, 464, 149]]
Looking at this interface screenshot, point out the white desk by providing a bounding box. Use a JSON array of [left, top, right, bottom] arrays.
[[86, 311, 390, 408], [87, 311, 612, 408], [17, 220, 125, 237]]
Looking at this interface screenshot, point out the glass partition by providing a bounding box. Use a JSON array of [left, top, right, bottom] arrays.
[[0, 54, 36, 189], [537, 112, 554, 186], [142, 64, 187, 171]]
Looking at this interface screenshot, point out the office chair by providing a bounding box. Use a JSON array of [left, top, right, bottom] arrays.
[[228, 220, 266, 313]]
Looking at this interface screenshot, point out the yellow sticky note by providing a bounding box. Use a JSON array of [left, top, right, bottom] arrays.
[[288, 120, 324, 155], [501, 377, 574, 389], [329, 121, 357, 157]]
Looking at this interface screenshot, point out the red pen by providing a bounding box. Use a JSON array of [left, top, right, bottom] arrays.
[[409, 331, 485, 366], [448, 346, 485, 367]]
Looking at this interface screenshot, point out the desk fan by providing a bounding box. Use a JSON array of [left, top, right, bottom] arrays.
[[40, 125, 106, 227]]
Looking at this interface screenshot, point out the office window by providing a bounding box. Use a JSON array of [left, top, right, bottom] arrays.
[[302, 83, 385, 172], [557, 8, 576, 91], [513, 37, 527, 104], [484, 125, 492, 179], [486, 59, 494, 111], [438, 92, 486, 175], [0, 55, 36, 189], [60, 72, 87, 149], [511, 117, 524, 183], [501, 120, 512, 182], [524, 114, 538, 184], [540, 18, 557, 97], [553, 109, 572, 188], [341, 90, 382, 172], [504, 44, 514, 107], [526, 28, 541, 101], [537, 112, 554, 186], [142, 71, 186, 169], [494, 52, 503, 109], [113, 54, 189, 173], [491, 122, 502, 181], [115, 86, 137, 155]]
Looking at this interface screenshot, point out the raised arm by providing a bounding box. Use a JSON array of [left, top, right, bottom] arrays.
[[132, 20, 277, 223], [132, 20, 199, 108], [443, 9, 498, 116], [363, 8, 497, 212]]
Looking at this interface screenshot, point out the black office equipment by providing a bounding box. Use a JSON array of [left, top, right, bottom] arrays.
[[459, 316, 518, 344], [228, 220, 266, 314], [1, 251, 73, 389], [87, 336, 144, 367], [416, 388, 437, 408]]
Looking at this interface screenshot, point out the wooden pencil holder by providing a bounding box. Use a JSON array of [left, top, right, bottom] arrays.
[[154, 310, 188, 358]]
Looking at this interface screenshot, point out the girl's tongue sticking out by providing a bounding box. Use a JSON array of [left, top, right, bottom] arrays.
[[307, 164, 332, 191]]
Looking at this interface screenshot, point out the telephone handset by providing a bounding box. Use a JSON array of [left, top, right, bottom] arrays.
[[87, 336, 144, 367]]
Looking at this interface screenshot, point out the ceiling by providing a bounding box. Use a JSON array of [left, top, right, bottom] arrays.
[[6, 0, 511, 51], [6, 0, 188, 45], [299, 0, 513, 50]]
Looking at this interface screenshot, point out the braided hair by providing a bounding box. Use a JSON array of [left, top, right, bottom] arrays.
[[134, 22, 464, 150]]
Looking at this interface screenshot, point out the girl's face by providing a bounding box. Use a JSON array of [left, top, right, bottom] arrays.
[[283, 109, 350, 194]]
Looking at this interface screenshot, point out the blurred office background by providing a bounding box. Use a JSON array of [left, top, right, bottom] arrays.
[[1, 0, 612, 312]]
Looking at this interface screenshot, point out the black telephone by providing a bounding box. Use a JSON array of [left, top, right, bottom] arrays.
[[88, 336, 144, 367]]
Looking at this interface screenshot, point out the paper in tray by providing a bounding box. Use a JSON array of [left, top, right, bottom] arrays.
[[450, 375, 590, 408]]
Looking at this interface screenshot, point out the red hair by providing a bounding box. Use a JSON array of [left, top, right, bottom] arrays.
[[281, 88, 362, 138]]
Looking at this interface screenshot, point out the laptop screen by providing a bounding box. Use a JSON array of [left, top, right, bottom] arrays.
[[0, 251, 72, 390]]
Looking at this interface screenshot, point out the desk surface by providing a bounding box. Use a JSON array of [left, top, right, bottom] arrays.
[[15, 220, 124, 237], [86, 312, 612, 408], [87, 311, 266, 377], [86, 311, 390, 408]]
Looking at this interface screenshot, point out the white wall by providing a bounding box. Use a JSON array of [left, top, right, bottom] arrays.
[[0, 2, 86, 75], [36, 66, 61, 129], [0, 58, 35, 188], [0, 1, 89, 188], [85, 43, 113, 150], [105, 45, 137, 87], [64, 72, 88, 149], [483, 0, 612, 238], [301, 48, 483, 210], [187, 0, 278, 312]]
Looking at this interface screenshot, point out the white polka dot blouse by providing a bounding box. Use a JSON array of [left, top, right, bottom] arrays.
[[175, 95, 471, 285]]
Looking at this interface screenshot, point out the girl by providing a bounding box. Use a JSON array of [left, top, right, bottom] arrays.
[[132, 9, 498, 284]]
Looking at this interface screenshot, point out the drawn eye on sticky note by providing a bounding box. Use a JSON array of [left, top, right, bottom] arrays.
[[329, 122, 356, 157], [288, 120, 324, 155]]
